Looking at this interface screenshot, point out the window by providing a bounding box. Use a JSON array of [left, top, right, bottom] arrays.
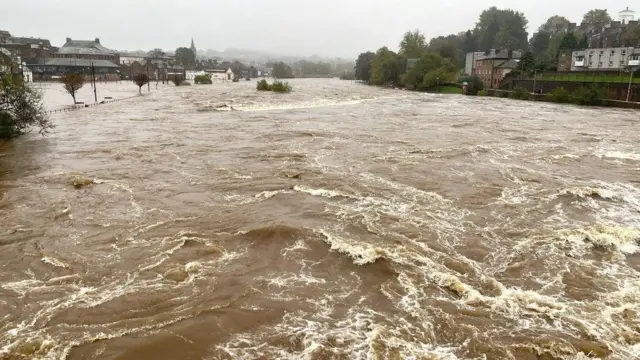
[[631, 55, 640, 61], [611, 50, 615, 55], [609, 61, 613, 66]]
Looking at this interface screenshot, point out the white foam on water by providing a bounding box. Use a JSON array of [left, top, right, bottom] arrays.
[[597, 150, 640, 161], [41, 256, 69, 269], [317, 230, 386, 265], [558, 225, 640, 256]]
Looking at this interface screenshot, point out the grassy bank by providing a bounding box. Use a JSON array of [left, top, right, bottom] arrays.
[[536, 74, 640, 84]]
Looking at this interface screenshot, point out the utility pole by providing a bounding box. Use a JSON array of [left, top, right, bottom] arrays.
[[147, 62, 150, 93], [533, 69, 538, 94], [91, 62, 97, 103]]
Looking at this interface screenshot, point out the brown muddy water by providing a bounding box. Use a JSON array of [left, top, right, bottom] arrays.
[[1, 79, 639, 360]]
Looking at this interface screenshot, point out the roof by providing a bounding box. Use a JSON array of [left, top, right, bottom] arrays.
[[61, 39, 113, 54], [9, 37, 51, 47], [497, 59, 520, 69], [26, 58, 118, 68], [0, 30, 11, 37]]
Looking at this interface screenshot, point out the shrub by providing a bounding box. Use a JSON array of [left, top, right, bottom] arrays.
[[256, 79, 292, 93], [459, 75, 483, 95], [511, 86, 530, 100], [256, 79, 271, 91], [60, 73, 85, 103], [170, 74, 185, 86], [133, 73, 149, 94], [1, 60, 52, 139], [546, 87, 570, 103], [271, 80, 292, 93], [194, 74, 212, 84], [571, 87, 604, 106]]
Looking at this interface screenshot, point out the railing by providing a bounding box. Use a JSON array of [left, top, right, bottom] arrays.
[[45, 95, 140, 114]]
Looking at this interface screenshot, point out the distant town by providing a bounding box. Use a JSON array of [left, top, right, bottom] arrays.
[[0, 32, 355, 83]]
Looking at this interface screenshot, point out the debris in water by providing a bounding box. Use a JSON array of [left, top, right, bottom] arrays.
[[70, 176, 94, 189]]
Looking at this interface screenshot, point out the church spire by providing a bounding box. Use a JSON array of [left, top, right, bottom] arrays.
[[190, 38, 196, 57]]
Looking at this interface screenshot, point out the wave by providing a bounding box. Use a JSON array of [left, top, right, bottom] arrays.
[[560, 187, 616, 200], [316, 230, 386, 265], [558, 225, 640, 255], [597, 150, 640, 161]]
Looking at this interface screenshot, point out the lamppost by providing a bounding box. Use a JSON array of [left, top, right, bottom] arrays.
[[627, 67, 636, 102]]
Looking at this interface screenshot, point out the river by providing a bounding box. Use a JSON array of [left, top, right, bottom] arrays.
[[1, 79, 639, 360]]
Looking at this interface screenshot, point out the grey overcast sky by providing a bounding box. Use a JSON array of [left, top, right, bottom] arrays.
[[3, 0, 635, 58]]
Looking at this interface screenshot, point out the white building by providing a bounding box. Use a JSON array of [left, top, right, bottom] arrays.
[[619, 7, 635, 24], [570, 47, 640, 71], [185, 70, 206, 80], [119, 53, 145, 65], [205, 68, 234, 81]]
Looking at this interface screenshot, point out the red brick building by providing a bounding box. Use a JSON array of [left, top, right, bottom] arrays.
[[473, 51, 521, 89], [0, 37, 53, 61]]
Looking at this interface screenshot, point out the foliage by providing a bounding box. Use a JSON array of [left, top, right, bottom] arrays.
[[546, 87, 570, 103], [272, 62, 294, 79], [369, 47, 403, 86], [511, 86, 530, 100], [571, 87, 604, 106], [428, 35, 461, 66], [547, 32, 566, 62], [296, 60, 332, 77], [354, 51, 376, 82], [539, 15, 571, 34], [530, 31, 551, 64], [403, 53, 444, 90], [0, 63, 51, 139], [438, 86, 462, 94], [174, 47, 196, 69], [194, 74, 212, 84], [60, 73, 85, 103], [582, 9, 611, 25], [423, 66, 457, 89], [475, 7, 528, 52], [169, 74, 185, 86], [459, 75, 484, 95], [399, 30, 427, 58], [519, 52, 536, 73], [133, 73, 149, 93], [256, 79, 292, 93], [559, 32, 578, 51]]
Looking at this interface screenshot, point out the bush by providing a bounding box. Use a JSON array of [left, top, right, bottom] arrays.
[[511, 86, 530, 100], [571, 87, 604, 106], [1, 62, 52, 139], [546, 87, 570, 103], [194, 74, 212, 84], [459, 75, 483, 96], [170, 74, 185, 86], [256, 79, 292, 93]]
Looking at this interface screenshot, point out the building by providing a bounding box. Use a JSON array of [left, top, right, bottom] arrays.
[[25, 57, 119, 80], [54, 37, 118, 64], [465, 52, 487, 75], [472, 51, 521, 88], [119, 52, 145, 65], [619, 7, 636, 24], [0, 37, 53, 61], [190, 38, 197, 59], [204, 68, 234, 81], [0, 30, 12, 43], [567, 47, 640, 71]]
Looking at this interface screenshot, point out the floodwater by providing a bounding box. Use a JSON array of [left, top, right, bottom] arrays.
[[1, 79, 639, 360]]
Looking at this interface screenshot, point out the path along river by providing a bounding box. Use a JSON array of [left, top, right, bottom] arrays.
[[1, 79, 639, 359]]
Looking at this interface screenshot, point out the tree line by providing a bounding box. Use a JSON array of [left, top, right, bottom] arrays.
[[355, 7, 640, 85]]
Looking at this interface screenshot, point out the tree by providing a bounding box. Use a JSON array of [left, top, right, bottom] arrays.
[[399, 30, 427, 58], [559, 32, 578, 51], [582, 9, 612, 25], [1, 57, 52, 139], [369, 47, 403, 86], [539, 15, 571, 34], [460, 30, 477, 56], [174, 47, 196, 69], [429, 35, 461, 65], [272, 62, 294, 79], [530, 31, 550, 63], [194, 74, 212, 84], [519, 51, 536, 73], [133, 73, 149, 93], [403, 52, 444, 90], [546, 32, 565, 63], [354, 51, 375, 82], [60, 73, 85, 104], [475, 7, 528, 52]]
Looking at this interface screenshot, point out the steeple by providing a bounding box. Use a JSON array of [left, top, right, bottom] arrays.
[[190, 38, 196, 58]]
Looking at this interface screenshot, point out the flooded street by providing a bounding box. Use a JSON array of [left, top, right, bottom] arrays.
[[1, 79, 639, 359]]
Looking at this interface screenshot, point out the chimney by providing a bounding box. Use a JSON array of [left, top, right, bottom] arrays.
[[95, 38, 100, 44], [66, 37, 71, 43]]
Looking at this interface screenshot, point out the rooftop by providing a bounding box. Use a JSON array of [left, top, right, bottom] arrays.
[[26, 57, 118, 68], [9, 37, 52, 47], [497, 59, 520, 69], [61, 38, 114, 54]]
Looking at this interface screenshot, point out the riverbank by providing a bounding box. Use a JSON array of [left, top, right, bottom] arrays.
[[484, 88, 640, 109]]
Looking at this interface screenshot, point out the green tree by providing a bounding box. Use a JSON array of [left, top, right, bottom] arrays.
[[403, 52, 444, 90], [354, 51, 375, 82], [460, 30, 477, 55], [539, 15, 571, 34], [475, 7, 528, 52], [369, 47, 402, 86], [174, 47, 196, 69], [547, 32, 565, 63], [0, 57, 52, 139], [429, 35, 461, 65], [577, 35, 589, 49], [559, 32, 578, 51], [272, 62, 294, 79], [530, 31, 550, 62], [519, 51, 536, 73], [399, 30, 427, 58], [582, 9, 612, 24]]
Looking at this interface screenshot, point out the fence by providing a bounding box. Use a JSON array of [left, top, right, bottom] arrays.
[[45, 95, 140, 115]]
